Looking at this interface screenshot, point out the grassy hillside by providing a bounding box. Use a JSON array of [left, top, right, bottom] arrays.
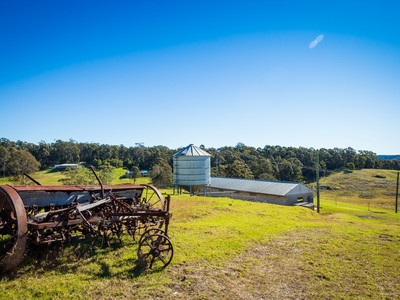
[[318, 169, 399, 211], [1, 170, 399, 299]]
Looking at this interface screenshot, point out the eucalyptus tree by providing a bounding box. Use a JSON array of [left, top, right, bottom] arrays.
[[149, 158, 173, 188], [8, 149, 40, 184], [50, 140, 80, 165], [223, 159, 254, 179], [0, 145, 10, 177]]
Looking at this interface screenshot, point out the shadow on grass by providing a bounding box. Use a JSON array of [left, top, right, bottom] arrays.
[[97, 261, 112, 278], [126, 261, 167, 278], [2, 236, 125, 277], [2, 235, 166, 280]]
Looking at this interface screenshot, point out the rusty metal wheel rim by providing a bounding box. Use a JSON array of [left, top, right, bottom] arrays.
[[0, 186, 28, 273], [138, 228, 166, 245], [141, 184, 165, 211], [137, 233, 173, 269], [139, 185, 167, 230]]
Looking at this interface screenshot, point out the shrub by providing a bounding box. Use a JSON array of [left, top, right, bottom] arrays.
[[359, 191, 375, 199]]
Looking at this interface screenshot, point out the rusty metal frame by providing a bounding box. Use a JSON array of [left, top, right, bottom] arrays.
[[0, 183, 173, 273]]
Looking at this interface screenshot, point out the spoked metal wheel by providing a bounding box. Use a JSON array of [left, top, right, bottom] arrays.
[[0, 186, 28, 274], [138, 185, 167, 230], [138, 228, 167, 245], [141, 184, 165, 211], [137, 233, 173, 269]]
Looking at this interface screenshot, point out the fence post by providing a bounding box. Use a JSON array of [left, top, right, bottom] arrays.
[[315, 150, 320, 213], [396, 172, 399, 213]]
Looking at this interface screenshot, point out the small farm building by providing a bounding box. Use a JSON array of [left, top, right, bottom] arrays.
[[51, 164, 81, 172], [209, 177, 314, 206]]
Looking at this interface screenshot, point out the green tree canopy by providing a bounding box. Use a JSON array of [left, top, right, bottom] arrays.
[[59, 167, 97, 185], [223, 159, 254, 179], [1, 138, 399, 183], [0, 145, 10, 177], [150, 159, 172, 187], [8, 149, 40, 184], [50, 140, 80, 164], [59, 165, 116, 185]]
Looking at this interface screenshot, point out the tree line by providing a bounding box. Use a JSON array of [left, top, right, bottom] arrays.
[[1, 138, 399, 184]]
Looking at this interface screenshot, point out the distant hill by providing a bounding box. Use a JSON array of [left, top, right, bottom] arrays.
[[378, 155, 400, 160]]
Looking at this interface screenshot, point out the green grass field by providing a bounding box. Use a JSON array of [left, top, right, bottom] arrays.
[[1, 169, 399, 299]]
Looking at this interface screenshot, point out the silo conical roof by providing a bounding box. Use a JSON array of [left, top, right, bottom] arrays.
[[173, 144, 211, 157]]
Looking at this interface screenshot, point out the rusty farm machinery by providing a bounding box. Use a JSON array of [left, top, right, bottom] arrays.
[[0, 173, 173, 274]]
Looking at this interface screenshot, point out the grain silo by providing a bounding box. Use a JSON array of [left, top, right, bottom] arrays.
[[173, 144, 211, 195]]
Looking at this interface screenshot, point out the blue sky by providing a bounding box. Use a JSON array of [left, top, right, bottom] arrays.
[[0, 1, 399, 154]]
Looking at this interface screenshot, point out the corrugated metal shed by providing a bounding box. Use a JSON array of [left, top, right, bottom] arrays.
[[210, 177, 313, 197], [173, 144, 211, 157]]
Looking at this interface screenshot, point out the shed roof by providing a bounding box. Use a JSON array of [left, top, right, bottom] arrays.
[[210, 177, 313, 197], [174, 144, 211, 157]]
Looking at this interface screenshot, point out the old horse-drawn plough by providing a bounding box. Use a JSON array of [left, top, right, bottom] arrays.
[[0, 172, 173, 274]]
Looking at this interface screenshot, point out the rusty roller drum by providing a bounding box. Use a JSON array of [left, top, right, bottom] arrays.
[[0, 186, 28, 273]]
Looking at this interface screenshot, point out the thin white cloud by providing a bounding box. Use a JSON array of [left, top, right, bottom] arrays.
[[309, 34, 324, 49]]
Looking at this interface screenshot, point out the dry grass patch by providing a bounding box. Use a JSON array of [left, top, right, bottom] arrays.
[[320, 169, 399, 210], [157, 224, 400, 300]]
